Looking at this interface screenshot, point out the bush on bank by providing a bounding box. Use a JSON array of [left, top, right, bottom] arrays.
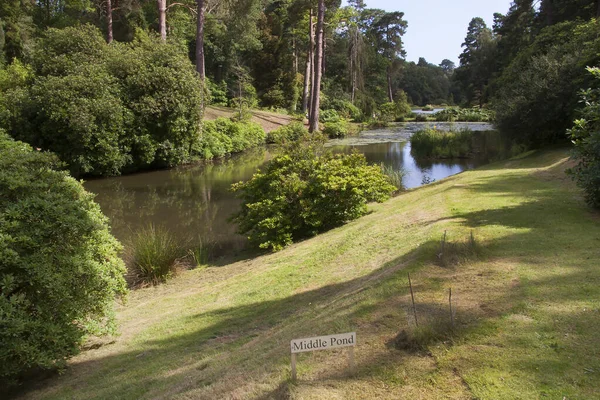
[[0, 132, 127, 385], [232, 139, 396, 251]]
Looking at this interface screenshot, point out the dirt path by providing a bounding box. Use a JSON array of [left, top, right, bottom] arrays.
[[204, 106, 300, 132]]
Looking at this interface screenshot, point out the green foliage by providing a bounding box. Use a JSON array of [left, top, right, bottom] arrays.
[[3, 26, 204, 177], [414, 114, 428, 122], [433, 107, 494, 122], [323, 120, 350, 138], [378, 102, 396, 122], [0, 59, 32, 133], [328, 99, 363, 121], [422, 104, 434, 111], [125, 225, 184, 286], [0, 133, 126, 385], [265, 122, 308, 144], [231, 142, 395, 251], [207, 79, 228, 106], [196, 118, 265, 159], [319, 109, 342, 123], [493, 20, 600, 147], [410, 128, 473, 159], [567, 67, 600, 208]]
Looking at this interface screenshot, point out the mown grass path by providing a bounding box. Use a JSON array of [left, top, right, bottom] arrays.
[[22, 148, 600, 399]]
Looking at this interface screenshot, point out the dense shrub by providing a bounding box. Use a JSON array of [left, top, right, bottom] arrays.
[[422, 104, 434, 111], [207, 79, 228, 106], [3, 26, 204, 177], [0, 133, 127, 385], [323, 120, 350, 138], [567, 67, 600, 208], [232, 142, 395, 251], [329, 99, 362, 121], [410, 128, 473, 158], [414, 114, 429, 122], [0, 60, 32, 133], [125, 225, 184, 286], [319, 109, 341, 123], [196, 118, 265, 159], [265, 122, 308, 144], [379, 93, 412, 123]]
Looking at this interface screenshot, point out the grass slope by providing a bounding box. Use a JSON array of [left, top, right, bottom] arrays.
[[21, 148, 600, 399]]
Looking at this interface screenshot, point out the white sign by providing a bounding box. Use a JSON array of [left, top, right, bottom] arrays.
[[290, 332, 356, 354]]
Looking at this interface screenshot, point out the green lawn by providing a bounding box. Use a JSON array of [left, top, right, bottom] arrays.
[[21, 148, 600, 399]]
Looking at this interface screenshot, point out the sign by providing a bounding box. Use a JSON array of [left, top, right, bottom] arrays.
[[290, 332, 356, 353], [290, 332, 356, 380]]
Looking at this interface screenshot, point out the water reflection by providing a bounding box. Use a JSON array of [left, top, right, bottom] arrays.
[[330, 141, 481, 189], [84, 147, 273, 253]]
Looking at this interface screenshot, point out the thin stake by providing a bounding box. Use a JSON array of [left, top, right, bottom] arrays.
[[470, 230, 475, 248], [408, 272, 418, 327], [449, 288, 454, 328], [291, 353, 297, 381], [348, 347, 355, 375]]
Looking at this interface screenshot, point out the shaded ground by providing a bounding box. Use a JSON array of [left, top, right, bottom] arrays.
[[15, 148, 600, 399]]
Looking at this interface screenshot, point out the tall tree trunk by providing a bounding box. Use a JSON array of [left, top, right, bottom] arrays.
[[387, 67, 393, 102], [321, 34, 326, 76], [195, 0, 206, 80], [158, 0, 167, 41], [542, 0, 553, 25], [309, 0, 324, 133], [597, 0, 600, 18], [301, 10, 313, 115], [107, 0, 114, 43]]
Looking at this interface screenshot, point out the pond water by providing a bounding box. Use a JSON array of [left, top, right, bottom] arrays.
[[84, 122, 500, 253]]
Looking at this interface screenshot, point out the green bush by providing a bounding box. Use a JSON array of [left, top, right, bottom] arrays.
[[323, 120, 350, 138], [196, 118, 265, 159], [4, 26, 204, 177], [231, 142, 395, 251], [414, 114, 429, 122], [207, 79, 228, 106], [0, 133, 127, 385], [125, 225, 184, 286], [422, 104, 434, 111], [329, 99, 362, 121], [319, 109, 341, 123], [567, 67, 600, 208], [265, 122, 308, 144], [410, 128, 473, 159]]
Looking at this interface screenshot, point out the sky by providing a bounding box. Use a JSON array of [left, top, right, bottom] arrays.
[[347, 0, 513, 66]]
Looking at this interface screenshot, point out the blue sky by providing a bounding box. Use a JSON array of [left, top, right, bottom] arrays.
[[347, 0, 513, 66]]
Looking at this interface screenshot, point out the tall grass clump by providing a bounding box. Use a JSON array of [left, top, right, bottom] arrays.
[[125, 225, 184, 286], [380, 163, 406, 192], [410, 128, 473, 159]]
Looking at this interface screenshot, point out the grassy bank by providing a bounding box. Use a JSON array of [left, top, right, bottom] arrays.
[[20, 148, 600, 399]]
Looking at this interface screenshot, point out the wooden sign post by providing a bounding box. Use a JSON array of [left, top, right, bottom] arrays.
[[290, 332, 356, 380]]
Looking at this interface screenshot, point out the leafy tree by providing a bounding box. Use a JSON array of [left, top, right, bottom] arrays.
[[454, 17, 496, 107], [0, 132, 127, 385], [493, 20, 600, 146]]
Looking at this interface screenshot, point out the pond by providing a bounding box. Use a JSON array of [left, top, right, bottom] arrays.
[[84, 122, 500, 253]]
